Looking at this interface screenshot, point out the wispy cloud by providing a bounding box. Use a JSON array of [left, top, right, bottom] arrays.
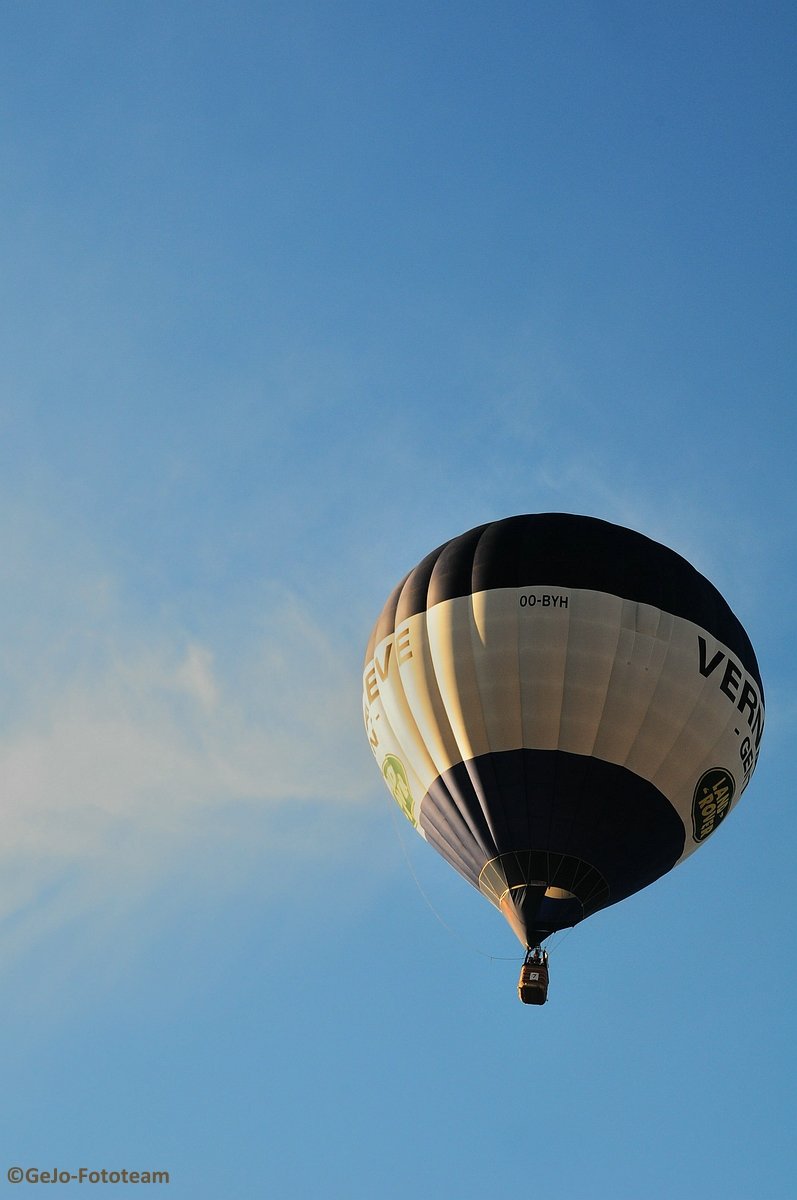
[[0, 521, 371, 958]]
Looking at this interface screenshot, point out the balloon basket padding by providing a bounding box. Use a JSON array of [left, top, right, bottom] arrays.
[[517, 960, 549, 1005]]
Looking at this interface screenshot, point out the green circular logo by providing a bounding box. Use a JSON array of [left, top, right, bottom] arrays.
[[381, 754, 417, 826], [692, 768, 736, 842]]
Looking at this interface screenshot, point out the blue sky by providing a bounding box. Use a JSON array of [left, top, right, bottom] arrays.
[[0, 2, 794, 1197]]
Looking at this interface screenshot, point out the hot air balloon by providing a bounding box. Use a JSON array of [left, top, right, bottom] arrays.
[[362, 514, 765, 1003]]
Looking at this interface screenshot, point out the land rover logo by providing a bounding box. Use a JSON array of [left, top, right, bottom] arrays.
[[692, 768, 736, 843]]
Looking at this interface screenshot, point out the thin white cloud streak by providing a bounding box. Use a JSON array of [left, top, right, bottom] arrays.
[[0, 548, 372, 952]]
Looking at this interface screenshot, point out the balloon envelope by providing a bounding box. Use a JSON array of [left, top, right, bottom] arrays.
[[363, 514, 764, 948]]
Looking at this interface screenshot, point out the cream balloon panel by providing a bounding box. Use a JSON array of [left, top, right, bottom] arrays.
[[362, 652, 430, 838], [363, 586, 761, 864], [362, 632, 500, 878], [363, 622, 487, 869]]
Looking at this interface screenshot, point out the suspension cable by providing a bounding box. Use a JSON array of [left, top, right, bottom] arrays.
[[389, 803, 519, 962]]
